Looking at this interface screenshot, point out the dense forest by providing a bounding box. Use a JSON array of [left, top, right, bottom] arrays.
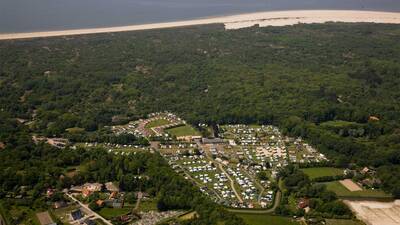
[[0, 22, 400, 197]]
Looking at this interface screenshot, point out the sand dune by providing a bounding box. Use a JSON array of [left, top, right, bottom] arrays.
[[1, 10, 400, 40]]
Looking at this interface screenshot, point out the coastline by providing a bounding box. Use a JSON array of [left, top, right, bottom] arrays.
[[1, 10, 400, 40]]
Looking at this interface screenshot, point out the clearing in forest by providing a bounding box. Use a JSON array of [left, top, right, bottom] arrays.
[[166, 125, 200, 137], [145, 118, 172, 128], [301, 167, 343, 179]]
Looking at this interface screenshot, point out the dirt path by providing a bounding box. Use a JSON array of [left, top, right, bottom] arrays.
[[218, 163, 243, 203], [242, 169, 265, 203], [134, 192, 143, 210]]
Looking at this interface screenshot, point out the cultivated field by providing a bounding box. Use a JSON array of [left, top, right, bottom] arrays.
[[325, 181, 391, 198], [344, 200, 400, 225], [340, 179, 362, 191], [301, 167, 343, 179]]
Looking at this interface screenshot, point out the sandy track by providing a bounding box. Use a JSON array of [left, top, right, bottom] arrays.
[[1, 10, 400, 40]]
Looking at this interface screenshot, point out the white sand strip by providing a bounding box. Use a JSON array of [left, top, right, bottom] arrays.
[[1, 10, 400, 40]]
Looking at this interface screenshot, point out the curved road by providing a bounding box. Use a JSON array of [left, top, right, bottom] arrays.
[[226, 190, 281, 214]]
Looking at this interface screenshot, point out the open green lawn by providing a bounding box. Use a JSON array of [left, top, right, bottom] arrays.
[[138, 200, 158, 212], [166, 125, 200, 137], [98, 207, 132, 219], [237, 214, 299, 225], [301, 167, 343, 179], [325, 181, 391, 198], [325, 219, 365, 225], [320, 120, 360, 128], [145, 119, 171, 128], [178, 211, 198, 221]]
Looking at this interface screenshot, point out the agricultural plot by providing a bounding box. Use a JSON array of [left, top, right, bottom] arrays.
[[301, 167, 344, 179], [325, 181, 391, 198]]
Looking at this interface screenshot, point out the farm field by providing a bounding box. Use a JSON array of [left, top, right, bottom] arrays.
[[237, 213, 299, 225], [325, 219, 365, 225], [166, 125, 200, 137], [301, 167, 343, 179], [325, 181, 391, 198]]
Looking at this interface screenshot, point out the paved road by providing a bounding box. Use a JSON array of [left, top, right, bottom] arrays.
[[226, 190, 281, 214], [65, 192, 114, 225]]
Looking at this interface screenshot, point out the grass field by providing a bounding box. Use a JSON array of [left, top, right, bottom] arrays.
[[98, 207, 132, 219], [325, 219, 365, 225], [320, 120, 360, 128], [138, 200, 158, 212], [145, 119, 171, 128], [237, 213, 299, 225], [325, 181, 391, 198], [166, 125, 200, 137], [178, 211, 198, 221], [301, 167, 343, 179]]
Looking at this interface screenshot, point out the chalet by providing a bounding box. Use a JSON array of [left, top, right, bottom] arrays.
[[298, 198, 309, 209], [82, 189, 92, 198], [83, 182, 103, 192], [368, 116, 380, 121], [361, 167, 370, 174], [96, 200, 104, 207], [53, 201, 67, 209]]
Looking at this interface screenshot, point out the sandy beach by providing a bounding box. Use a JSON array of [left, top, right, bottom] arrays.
[[1, 10, 400, 40]]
